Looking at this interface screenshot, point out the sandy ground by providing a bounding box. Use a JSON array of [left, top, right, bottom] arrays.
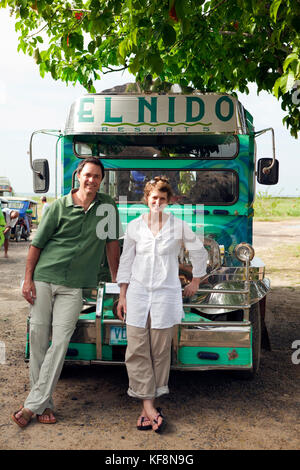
[[0, 219, 299, 451]]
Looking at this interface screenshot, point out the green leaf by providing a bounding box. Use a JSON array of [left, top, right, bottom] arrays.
[[162, 24, 176, 47], [128, 56, 140, 74], [34, 48, 41, 64], [118, 39, 129, 59], [272, 75, 283, 98], [273, 70, 296, 96], [270, 0, 282, 23], [283, 53, 299, 73], [148, 53, 164, 75], [88, 41, 96, 54], [290, 15, 300, 32], [286, 70, 296, 93]]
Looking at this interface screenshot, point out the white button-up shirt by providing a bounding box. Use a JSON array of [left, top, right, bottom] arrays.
[[116, 214, 208, 329], [2, 208, 18, 228]]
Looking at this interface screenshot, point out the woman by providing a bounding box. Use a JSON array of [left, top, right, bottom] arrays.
[[116, 176, 208, 433]]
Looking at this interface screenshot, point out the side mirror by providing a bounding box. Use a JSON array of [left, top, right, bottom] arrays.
[[257, 158, 279, 185], [32, 159, 50, 193]]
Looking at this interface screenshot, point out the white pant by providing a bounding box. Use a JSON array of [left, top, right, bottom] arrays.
[[24, 281, 82, 414]]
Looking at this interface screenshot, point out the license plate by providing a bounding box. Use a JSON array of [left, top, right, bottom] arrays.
[[109, 326, 127, 345]]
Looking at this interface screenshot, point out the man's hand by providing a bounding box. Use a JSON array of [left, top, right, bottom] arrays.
[[106, 240, 120, 283], [22, 245, 41, 304], [22, 279, 36, 305]]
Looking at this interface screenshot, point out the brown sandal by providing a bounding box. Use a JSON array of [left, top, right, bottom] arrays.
[[11, 407, 33, 428], [36, 408, 56, 424]]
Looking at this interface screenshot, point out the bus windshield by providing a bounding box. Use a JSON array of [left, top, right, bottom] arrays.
[[99, 169, 238, 205]]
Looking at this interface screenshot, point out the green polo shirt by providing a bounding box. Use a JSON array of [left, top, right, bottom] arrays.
[[32, 191, 123, 288]]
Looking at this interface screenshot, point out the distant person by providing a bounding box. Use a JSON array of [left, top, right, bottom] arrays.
[[2, 208, 19, 258], [40, 196, 50, 216], [0, 207, 5, 249]]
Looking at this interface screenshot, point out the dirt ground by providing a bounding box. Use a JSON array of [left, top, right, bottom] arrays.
[[0, 219, 299, 451]]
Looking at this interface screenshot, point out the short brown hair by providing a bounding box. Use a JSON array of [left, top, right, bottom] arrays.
[[77, 157, 105, 178], [143, 176, 173, 204]]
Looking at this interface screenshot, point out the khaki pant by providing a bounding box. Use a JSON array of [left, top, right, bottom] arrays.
[[24, 281, 82, 415], [125, 316, 174, 400]]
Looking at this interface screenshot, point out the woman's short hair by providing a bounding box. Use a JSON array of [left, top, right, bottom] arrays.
[[76, 157, 105, 178], [143, 176, 173, 204]]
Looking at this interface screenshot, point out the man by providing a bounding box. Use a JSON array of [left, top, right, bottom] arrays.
[[12, 157, 122, 427], [2, 208, 19, 258], [0, 207, 5, 249], [40, 196, 50, 217]]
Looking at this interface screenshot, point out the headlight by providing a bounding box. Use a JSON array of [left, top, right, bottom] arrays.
[[234, 243, 255, 263]]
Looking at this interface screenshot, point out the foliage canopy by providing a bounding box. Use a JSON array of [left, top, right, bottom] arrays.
[[1, 0, 300, 137]]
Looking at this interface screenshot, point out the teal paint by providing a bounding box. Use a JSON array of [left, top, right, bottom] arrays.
[[78, 97, 94, 122], [168, 96, 175, 122], [215, 96, 234, 122], [178, 346, 252, 366], [186, 96, 205, 122], [104, 97, 122, 123], [138, 97, 158, 122]]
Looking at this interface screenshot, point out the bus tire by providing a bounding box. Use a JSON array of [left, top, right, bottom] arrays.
[[21, 226, 28, 241], [234, 302, 261, 380], [15, 228, 21, 242]]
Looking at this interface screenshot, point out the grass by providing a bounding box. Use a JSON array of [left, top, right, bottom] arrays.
[[254, 193, 300, 220], [263, 244, 300, 286], [31, 196, 56, 222]]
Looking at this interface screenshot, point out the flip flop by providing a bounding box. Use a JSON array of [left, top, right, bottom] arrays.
[[11, 407, 33, 428], [137, 415, 152, 431], [152, 407, 166, 434], [36, 408, 56, 424]]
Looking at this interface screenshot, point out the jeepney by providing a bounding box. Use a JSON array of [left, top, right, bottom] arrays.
[[0, 177, 13, 197], [27, 92, 279, 378]]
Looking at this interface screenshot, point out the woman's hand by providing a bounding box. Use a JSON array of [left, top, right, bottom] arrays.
[[183, 278, 200, 298], [117, 296, 127, 322]]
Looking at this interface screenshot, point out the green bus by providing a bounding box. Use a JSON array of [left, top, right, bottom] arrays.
[[27, 92, 279, 378]]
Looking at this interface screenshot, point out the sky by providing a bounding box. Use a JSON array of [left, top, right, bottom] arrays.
[[0, 9, 299, 197]]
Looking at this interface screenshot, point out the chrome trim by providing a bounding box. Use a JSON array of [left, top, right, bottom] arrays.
[[70, 323, 96, 344], [91, 360, 125, 366], [170, 364, 252, 371], [181, 321, 251, 327], [63, 360, 252, 371], [183, 303, 251, 309], [179, 325, 251, 348], [95, 286, 104, 359]]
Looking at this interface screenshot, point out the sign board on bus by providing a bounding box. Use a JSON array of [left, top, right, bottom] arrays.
[[65, 94, 242, 135]]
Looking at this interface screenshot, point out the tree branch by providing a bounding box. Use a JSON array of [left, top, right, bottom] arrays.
[[102, 65, 129, 74]]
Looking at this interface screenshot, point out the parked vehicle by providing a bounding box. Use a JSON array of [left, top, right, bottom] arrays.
[[0, 197, 8, 208], [27, 92, 279, 378], [0, 177, 13, 197], [5, 197, 37, 242]]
